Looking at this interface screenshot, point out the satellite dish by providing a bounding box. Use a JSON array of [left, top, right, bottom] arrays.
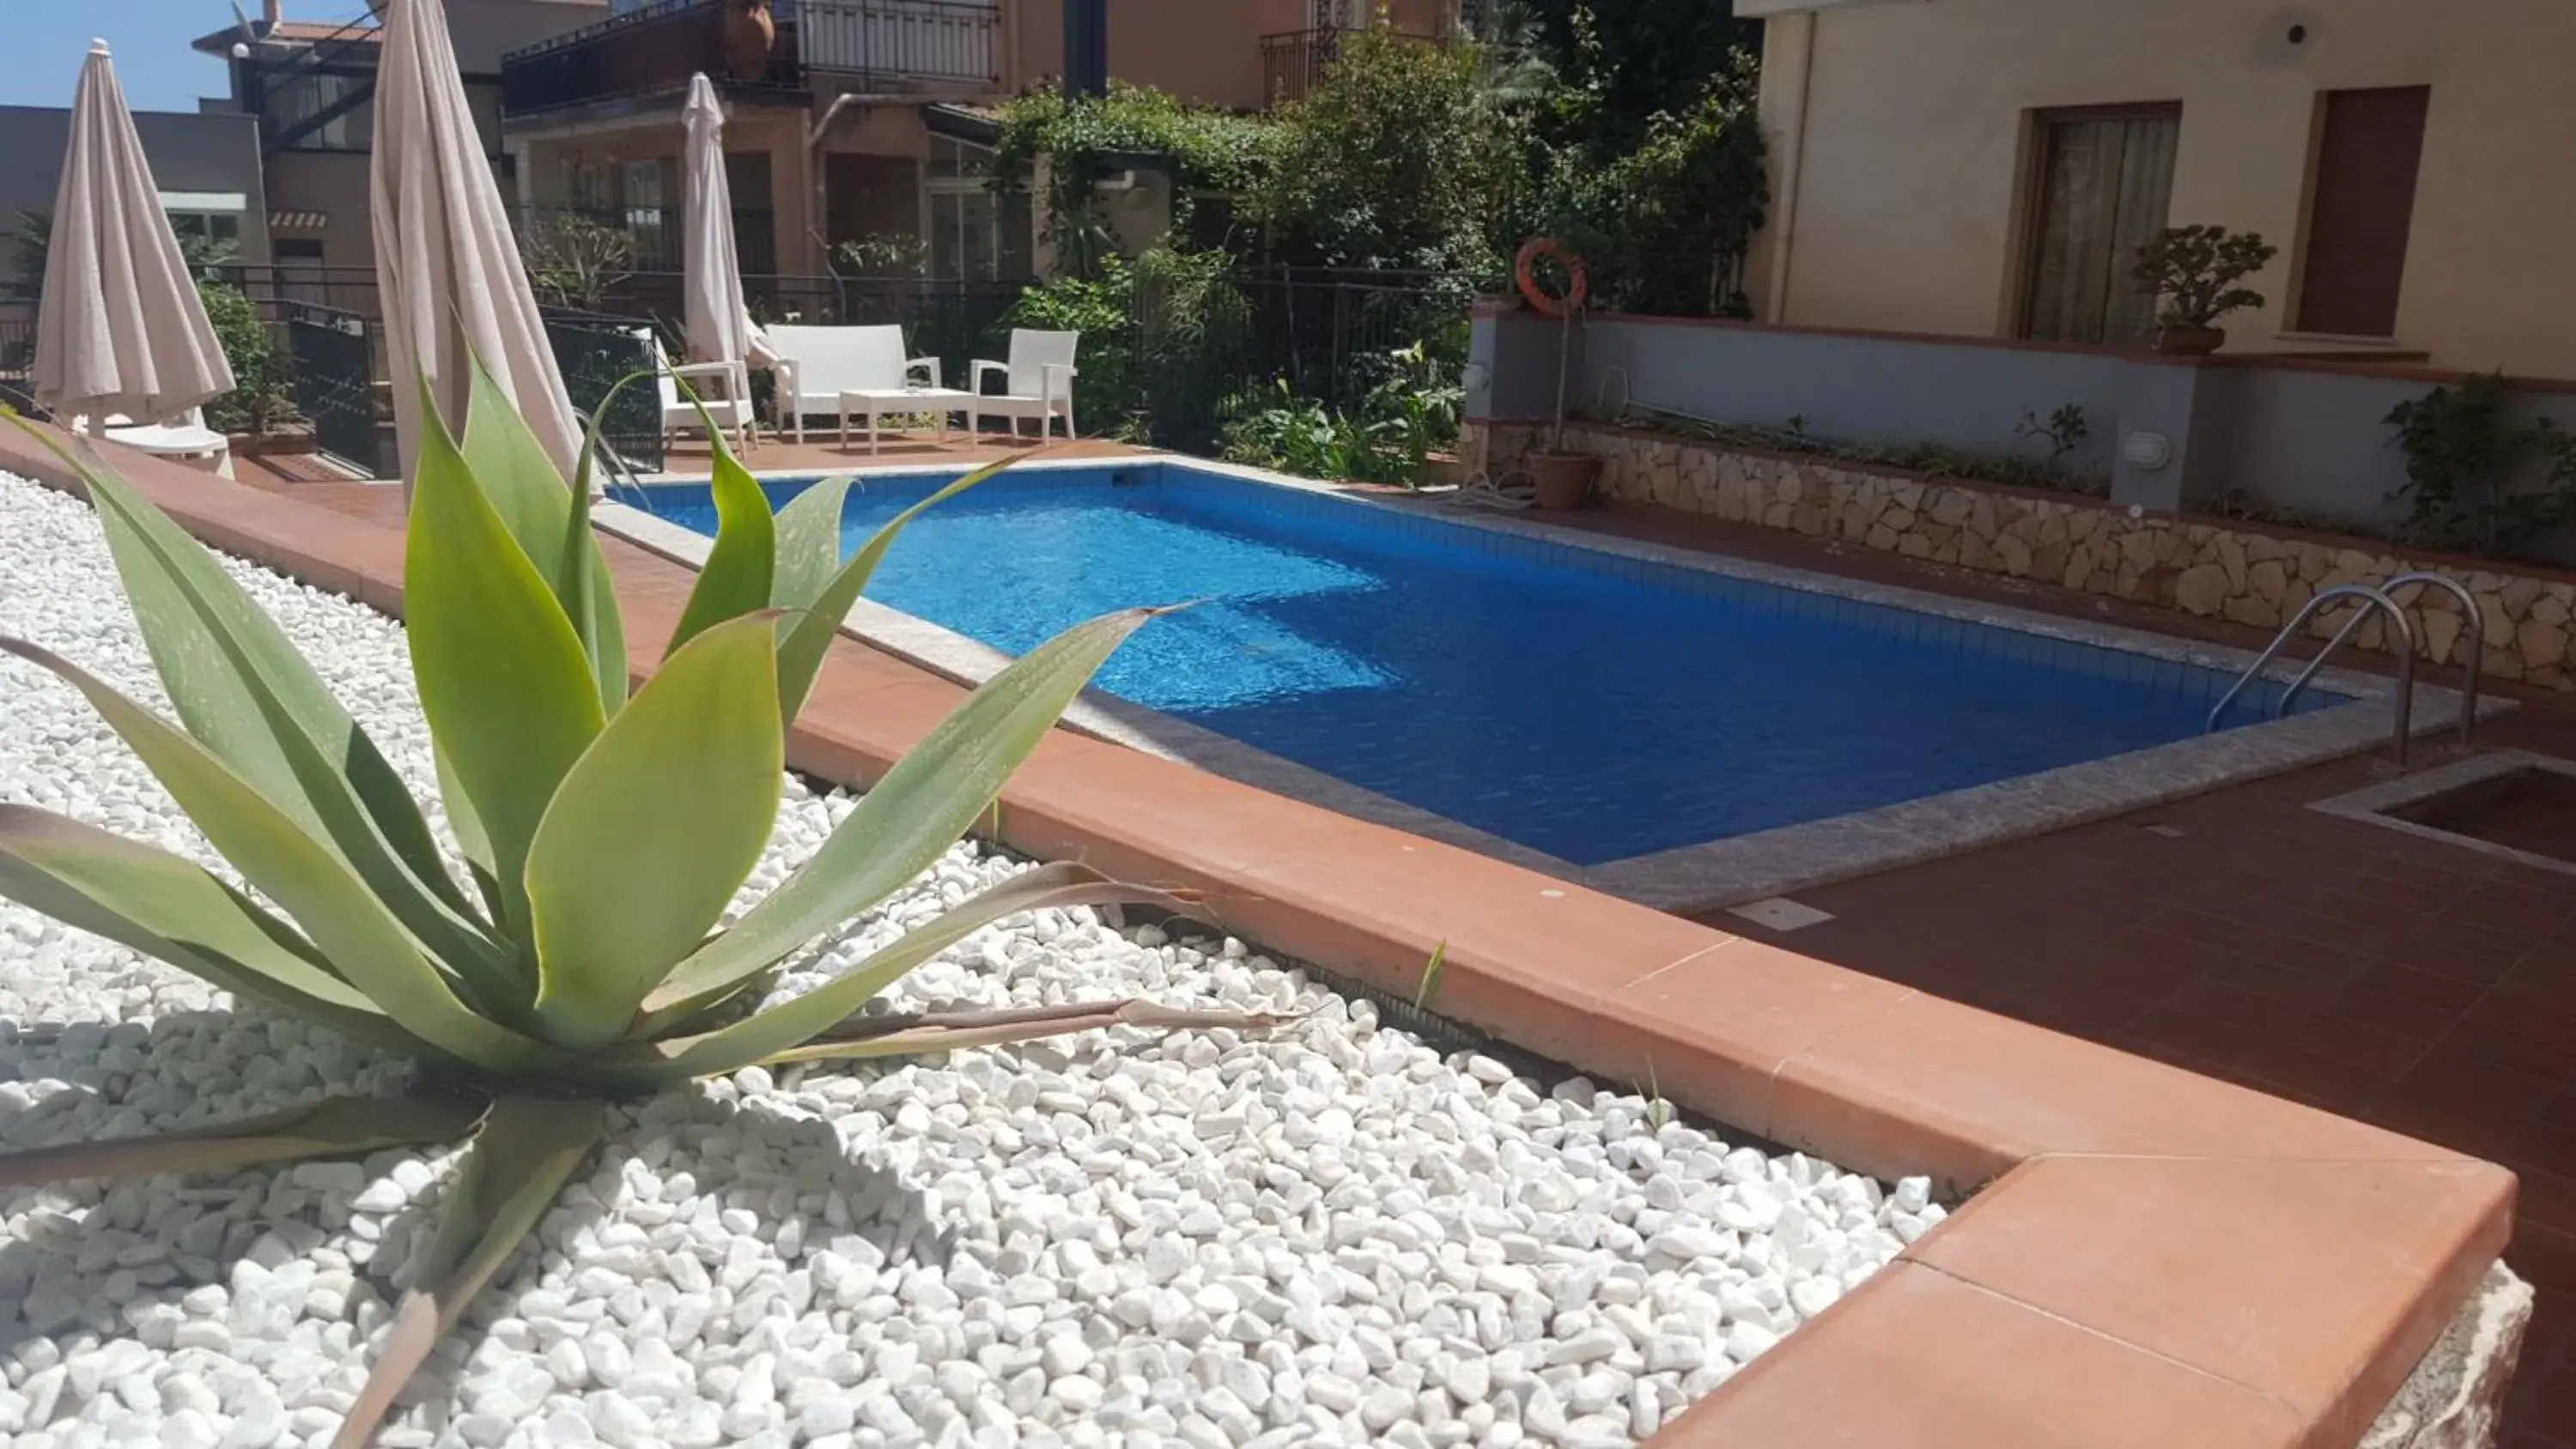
[[229, 1, 261, 49]]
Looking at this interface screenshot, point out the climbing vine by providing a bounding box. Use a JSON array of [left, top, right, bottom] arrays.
[[993, 84, 1273, 276]]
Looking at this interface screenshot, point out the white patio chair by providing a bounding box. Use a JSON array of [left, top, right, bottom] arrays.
[[636, 329, 755, 452], [765, 324, 939, 443], [969, 329, 1079, 441], [73, 409, 234, 479]]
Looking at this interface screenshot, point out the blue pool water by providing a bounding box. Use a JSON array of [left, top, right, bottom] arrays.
[[629, 464, 2348, 865]]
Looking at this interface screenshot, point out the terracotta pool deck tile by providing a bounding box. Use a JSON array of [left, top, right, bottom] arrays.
[[1772, 991, 2466, 1191], [1218, 835, 1728, 1064], [1906, 1155, 2515, 1445], [1585, 939, 1918, 1137], [1651, 1262, 2311, 1449]]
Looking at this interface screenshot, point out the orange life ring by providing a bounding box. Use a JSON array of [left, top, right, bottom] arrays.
[[1515, 237, 1587, 317]]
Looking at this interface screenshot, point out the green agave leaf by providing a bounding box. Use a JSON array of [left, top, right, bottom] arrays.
[[335, 1097, 604, 1449], [0, 1094, 484, 1191], [595, 864, 1174, 1086], [482, 355, 638, 721], [0, 636, 560, 1073], [406, 380, 607, 947], [774, 452, 1030, 721], [75, 460, 513, 999], [458, 355, 573, 567], [0, 804, 421, 1055], [639, 606, 1161, 1026], [525, 614, 783, 1048], [665, 413, 775, 658], [557, 471, 629, 721], [768, 474, 855, 618]]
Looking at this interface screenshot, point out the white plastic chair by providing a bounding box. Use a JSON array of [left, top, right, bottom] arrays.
[[969, 329, 1079, 441], [636, 329, 755, 452], [74, 409, 234, 479], [765, 324, 939, 442]]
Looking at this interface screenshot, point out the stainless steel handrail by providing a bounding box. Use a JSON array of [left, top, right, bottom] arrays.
[[2280, 570, 2482, 746], [2206, 582, 2418, 765]]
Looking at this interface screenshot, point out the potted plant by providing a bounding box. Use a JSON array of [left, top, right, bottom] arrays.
[[1516, 237, 1600, 509], [2133, 224, 2277, 355]]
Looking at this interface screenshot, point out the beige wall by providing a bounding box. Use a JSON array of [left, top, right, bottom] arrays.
[[1746, 0, 2576, 377]]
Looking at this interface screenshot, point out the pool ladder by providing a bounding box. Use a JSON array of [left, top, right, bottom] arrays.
[[2205, 572, 2483, 767]]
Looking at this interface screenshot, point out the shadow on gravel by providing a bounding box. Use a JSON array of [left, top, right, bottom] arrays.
[[0, 1008, 945, 1416]]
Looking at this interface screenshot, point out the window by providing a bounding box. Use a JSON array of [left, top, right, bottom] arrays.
[[258, 70, 374, 153], [925, 136, 1030, 281], [2018, 104, 2180, 346], [164, 212, 241, 252], [2294, 86, 2430, 337]]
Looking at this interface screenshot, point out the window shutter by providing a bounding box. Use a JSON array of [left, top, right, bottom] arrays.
[[2296, 87, 2431, 337]]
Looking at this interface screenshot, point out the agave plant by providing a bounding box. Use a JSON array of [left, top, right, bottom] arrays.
[[0, 373, 1282, 1446]]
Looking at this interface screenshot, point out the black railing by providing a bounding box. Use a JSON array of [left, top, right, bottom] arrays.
[[519, 206, 780, 276], [501, 0, 805, 116], [285, 302, 383, 475], [796, 0, 999, 84], [0, 303, 38, 418], [541, 309, 665, 472], [1260, 28, 1344, 106]]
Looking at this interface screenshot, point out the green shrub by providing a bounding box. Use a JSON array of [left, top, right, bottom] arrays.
[[2386, 372, 2576, 557], [197, 279, 299, 434]]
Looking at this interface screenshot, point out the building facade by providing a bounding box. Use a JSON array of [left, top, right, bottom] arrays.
[[191, 0, 609, 278], [0, 106, 272, 294], [496, 0, 1457, 282], [1741, 0, 2576, 377]]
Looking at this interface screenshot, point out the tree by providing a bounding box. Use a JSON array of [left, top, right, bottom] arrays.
[[1259, 27, 1523, 273], [1522, 0, 1761, 155], [520, 213, 635, 312]]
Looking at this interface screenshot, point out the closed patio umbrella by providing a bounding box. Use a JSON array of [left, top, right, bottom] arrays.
[[33, 40, 234, 428], [372, 0, 580, 488], [681, 73, 776, 371]]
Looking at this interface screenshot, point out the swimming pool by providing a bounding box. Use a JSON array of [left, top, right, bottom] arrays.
[[611, 460, 2374, 882]]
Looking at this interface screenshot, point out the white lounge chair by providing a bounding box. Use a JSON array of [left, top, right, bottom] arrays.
[[969, 329, 1079, 441], [636, 329, 756, 453], [766, 324, 940, 443], [74, 409, 234, 479]]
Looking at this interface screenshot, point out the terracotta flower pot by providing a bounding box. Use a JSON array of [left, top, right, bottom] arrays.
[[2154, 323, 2226, 356], [721, 0, 775, 80], [1528, 452, 1600, 511]]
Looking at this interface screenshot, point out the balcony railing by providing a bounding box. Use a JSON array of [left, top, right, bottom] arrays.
[[1260, 27, 1345, 106], [799, 0, 998, 85], [501, 0, 805, 117], [520, 205, 781, 276]]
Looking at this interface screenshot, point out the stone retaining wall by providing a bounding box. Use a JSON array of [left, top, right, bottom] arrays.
[[1467, 421, 2576, 690]]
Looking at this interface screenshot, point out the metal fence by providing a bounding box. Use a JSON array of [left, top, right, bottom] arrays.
[[0, 302, 35, 416], [284, 302, 383, 476], [188, 264, 1468, 472], [500, 0, 805, 116], [541, 309, 665, 473], [796, 0, 999, 85], [522, 206, 781, 277]]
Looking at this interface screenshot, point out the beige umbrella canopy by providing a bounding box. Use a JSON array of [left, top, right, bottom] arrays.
[[33, 40, 235, 427], [372, 0, 581, 487], [681, 73, 776, 369]]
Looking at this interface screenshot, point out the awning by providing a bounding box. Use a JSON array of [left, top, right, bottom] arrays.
[[270, 210, 331, 230], [159, 190, 248, 213]]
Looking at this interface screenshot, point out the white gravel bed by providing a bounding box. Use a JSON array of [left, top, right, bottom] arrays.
[[0, 470, 1934, 1449]]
